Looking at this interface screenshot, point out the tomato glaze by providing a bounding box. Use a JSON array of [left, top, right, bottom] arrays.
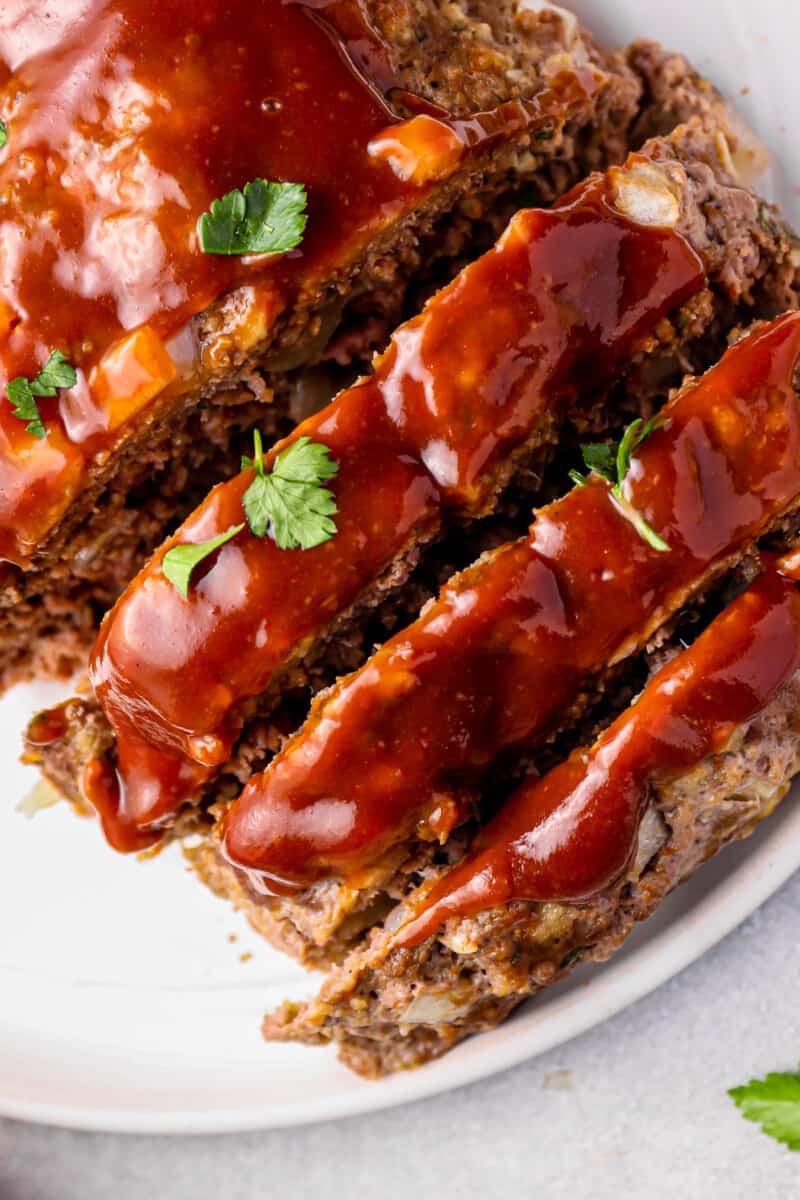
[[0, 0, 593, 562], [222, 313, 800, 892], [395, 557, 800, 946], [78, 161, 705, 851]]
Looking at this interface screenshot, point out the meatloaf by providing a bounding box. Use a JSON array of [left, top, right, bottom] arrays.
[[28, 107, 795, 820], [0, 0, 648, 688], [201, 313, 800, 965], [30, 306, 800, 968], [264, 556, 800, 1075]]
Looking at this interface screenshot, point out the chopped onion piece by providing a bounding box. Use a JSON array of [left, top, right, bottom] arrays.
[[16, 779, 61, 818], [630, 804, 668, 875], [517, 0, 579, 48], [610, 160, 684, 229], [399, 990, 474, 1025]]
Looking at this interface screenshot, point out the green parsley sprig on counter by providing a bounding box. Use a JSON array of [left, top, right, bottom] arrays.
[[729, 1066, 800, 1150], [199, 179, 307, 256], [569, 413, 670, 552], [162, 430, 339, 597], [7, 350, 77, 438]]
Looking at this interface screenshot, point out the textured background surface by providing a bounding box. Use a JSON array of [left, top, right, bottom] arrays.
[[2, 869, 799, 1200]]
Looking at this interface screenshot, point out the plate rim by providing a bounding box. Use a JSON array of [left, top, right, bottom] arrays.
[[4, 797, 799, 1135]]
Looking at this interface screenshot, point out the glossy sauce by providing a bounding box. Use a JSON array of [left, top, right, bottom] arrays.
[[0, 0, 592, 563], [222, 313, 800, 891], [395, 559, 800, 946], [81, 164, 707, 851]]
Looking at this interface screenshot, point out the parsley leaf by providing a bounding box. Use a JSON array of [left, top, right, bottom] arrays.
[[573, 413, 670, 552], [7, 379, 44, 439], [615, 413, 664, 484], [0, 120, 7, 149], [580, 441, 615, 482], [610, 489, 670, 553], [162, 523, 245, 598], [729, 1066, 800, 1150], [199, 179, 307, 256], [6, 350, 77, 438], [31, 349, 77, 395], [241, 430, 338, 550]]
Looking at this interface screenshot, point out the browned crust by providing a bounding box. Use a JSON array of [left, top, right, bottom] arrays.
[[264, 668, 800, 1075]]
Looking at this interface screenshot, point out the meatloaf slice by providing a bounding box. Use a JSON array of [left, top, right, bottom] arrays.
[[0, 0, 646, 690], [265, 558, 800, 1075], [31, 314, 800, 976], [205, 314, 800, 965], [29, 110, 794, 841]]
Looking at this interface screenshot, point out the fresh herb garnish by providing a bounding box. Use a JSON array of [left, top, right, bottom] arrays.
[[162, 523, 245, 599], [560, 945, 592, 969], [199, 179, 307, 256], [162, 432, 339, 595], [0, 120, 7, 149], [729, 1066, 800, 1151], [6, 350, 77, 438], [241, 430, 338, 550], [570, 414, 670, 552]]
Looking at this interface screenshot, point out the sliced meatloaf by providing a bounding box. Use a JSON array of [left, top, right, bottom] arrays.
[[0, 0, 650, 689], [30, 311, 800, 972], [203, 314, 800, 965], [264, 557, 800, 1075], [28, 111, 797, 843]]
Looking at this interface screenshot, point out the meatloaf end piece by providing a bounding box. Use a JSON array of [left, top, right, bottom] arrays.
[[0, 0, 643, 689], [265, 568, 800, 1074]]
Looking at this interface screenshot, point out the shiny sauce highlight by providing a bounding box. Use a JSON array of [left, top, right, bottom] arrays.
[[222, 312, 800, 891], [396, 560, 800, 946], [84, 166, 706, 851]]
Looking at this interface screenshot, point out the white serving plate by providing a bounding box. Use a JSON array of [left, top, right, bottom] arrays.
[[2, 0, 799, 1135]]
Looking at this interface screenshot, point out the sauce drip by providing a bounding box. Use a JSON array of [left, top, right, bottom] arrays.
[[83, 162, 706, 851], [222, 312, 800, 892], [395, 560, 800, 947], [0, 0, 589, 563]]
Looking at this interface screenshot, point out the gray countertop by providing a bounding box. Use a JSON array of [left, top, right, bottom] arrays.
[[2, 869, 799, 1200]]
